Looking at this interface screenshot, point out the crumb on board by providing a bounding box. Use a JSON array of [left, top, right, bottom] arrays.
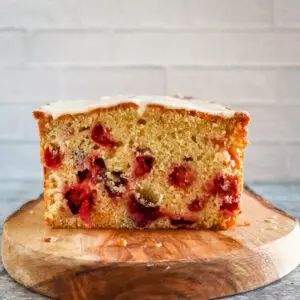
[[43, 236, 59, 243], [237, 219, 251, 227], [266, 225, 278, 231], [155, 242, 163, 248], [264, 218, 277, 224], [118, 238, 127, 247], [243, 220, 251, 227]]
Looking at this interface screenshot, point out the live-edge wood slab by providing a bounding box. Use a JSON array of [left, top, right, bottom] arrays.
[[2, 187, 300, 300]]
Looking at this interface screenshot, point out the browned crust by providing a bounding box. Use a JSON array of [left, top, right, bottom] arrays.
[[33, 111, 45, 119], [36, 117, 46, 141]]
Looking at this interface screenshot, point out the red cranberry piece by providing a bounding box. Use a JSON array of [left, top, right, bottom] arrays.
[[44, 146, 63, 169], [214, 175, 238, 195], [128, 194, 161, 228], [133, 155, 155, 177], [65, 185, 96, 219], [209, 174, 239, 200], [168, 165, 196, 189], [77, 169, 92, 183], [188, 199, 205, 212], [65, 186, 84, 214], [91, 124, 117, 149], [170, 218, 195, 228], [94, 157, 106, 169], [220, 201, 239, 212], [207, 174, 240, 212], [89, 157, 106, 180], [65, 187, 83, 214], [94, 157, 106, 179], [104, 171, 128, 198], [79, 197, 94, 225]]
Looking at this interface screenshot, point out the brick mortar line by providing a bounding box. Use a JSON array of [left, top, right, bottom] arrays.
[[2, 27, 300, 34], [166, 65, 300, 70], [3, 65, 300, 74], [3, 63, 300, 69], [0, 64, 167, 70]]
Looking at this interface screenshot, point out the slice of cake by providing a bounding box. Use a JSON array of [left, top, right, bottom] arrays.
[[33, 96, 250, 229]]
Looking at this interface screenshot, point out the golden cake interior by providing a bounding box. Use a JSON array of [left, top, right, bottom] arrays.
[[34, 103, 249, 229]]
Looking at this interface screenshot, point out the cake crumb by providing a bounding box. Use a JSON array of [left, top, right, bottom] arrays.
[[243, 220, 251, 227], [43, 236, 58, 243], [264, 218, 277, 224], [266, 225, 278, 231], [155, 242, 163, 248], [118, 238, 127, 247]]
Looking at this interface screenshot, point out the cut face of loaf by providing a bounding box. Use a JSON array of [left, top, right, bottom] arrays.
[[33, 99, 250, 230]]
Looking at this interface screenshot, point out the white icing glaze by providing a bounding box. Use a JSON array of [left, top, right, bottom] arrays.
[[34, 95, 241, 119]]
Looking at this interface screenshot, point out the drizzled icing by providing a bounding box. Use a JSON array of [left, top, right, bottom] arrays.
[[34, 95, 240, 119]]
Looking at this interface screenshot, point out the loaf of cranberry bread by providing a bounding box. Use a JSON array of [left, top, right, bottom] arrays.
[[33, 96, 250, 229]]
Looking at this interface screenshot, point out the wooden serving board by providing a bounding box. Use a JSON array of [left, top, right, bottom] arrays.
[[2, 187, 300, 300]]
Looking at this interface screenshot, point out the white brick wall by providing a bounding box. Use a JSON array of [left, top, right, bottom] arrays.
[[274, 0, 300, 28], [187, 0, 273, 29], [0, 0, 299, 182], [60, 67, 165, 99], [115, 0, 187, 28], [0, 31, 25, 65], [0, 68, 59, 102], [114, 31, 300, 66], [167, 68, 277, 103], [0, 0, 114, 29], [29, 31, 114, 64]]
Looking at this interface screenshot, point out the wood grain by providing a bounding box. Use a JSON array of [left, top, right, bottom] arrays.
[[2, 187, 300, 300]]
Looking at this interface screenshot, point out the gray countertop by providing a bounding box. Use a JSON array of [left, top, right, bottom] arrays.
[[0, 181, 299, 299]]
